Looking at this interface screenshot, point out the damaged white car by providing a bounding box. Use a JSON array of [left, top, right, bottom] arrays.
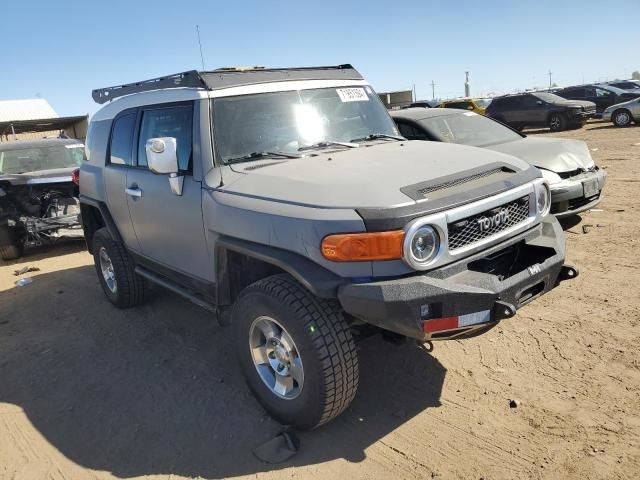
[[0, 138, 83, 260], [391, 108, 607, 217]]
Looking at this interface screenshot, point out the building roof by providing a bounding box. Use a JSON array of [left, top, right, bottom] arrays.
[[0, 99, 58, 122]]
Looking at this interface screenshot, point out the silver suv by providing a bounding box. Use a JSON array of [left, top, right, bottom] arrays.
[[80, 65, 576, 429]]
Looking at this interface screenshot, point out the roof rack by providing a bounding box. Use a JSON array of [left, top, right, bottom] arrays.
[[92, 64, 362, 104]]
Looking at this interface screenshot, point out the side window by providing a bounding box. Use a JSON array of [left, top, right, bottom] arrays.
[[397, 121, 429, 140], [109, 113, 136, 165], [565, 88, 584, 98], [596, 88, 612, 98], [522, 95, 540, 107], [137, 105, 193, 171]]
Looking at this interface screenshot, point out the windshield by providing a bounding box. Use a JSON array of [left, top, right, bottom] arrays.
[[474, 98, 492, 108], [533, 92, 567, 103], [212, 86, 398, 163], [0, 143, 85, 174], [417, 112, 522, 147]]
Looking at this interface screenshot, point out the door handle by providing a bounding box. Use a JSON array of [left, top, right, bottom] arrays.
[[125, 187, 142, 198]]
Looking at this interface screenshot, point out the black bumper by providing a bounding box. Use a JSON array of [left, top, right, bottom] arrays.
[[338, 216, 575, 341]]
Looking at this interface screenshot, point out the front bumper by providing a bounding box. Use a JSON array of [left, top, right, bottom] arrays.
[[549, 167, 607, 218], [338, 216, 575, 341]]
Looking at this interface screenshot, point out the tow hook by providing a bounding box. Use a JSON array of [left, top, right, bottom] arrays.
[[494, 300, 517, 321], [558, 264, 579, 283]]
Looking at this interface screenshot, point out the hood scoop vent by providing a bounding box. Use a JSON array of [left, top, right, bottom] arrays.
[[401, 163, 516, 202]]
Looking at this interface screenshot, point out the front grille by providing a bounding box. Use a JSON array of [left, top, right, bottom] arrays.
[[448, 196, 530, 250], [418, 168, 506, 196]]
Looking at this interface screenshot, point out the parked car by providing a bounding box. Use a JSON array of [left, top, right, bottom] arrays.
[[81, 65, 575, 429], [0, 138, 83, 260], [439, 98, 492, 115], [604, 80, 640, 92], [390, 108, 607, 218], [400, 100, 433, 109], [485, 92, 595, 131], [555, 84, 640, 115], [602, 97, 640, 127]]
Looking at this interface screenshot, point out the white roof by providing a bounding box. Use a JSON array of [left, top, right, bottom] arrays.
[[0, 99, 58, 122]]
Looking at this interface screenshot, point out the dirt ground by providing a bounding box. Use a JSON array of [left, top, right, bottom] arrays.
[[1, 122, 639, 480]]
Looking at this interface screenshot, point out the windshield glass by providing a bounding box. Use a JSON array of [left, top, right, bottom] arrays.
[[533, 92, 567, 103], [212, 86, 398, 163], [0, 143, 85, 174], [417, 112, 522, 147]]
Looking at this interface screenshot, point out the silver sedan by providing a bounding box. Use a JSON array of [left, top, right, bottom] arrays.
[[602, 97, 640, 127]]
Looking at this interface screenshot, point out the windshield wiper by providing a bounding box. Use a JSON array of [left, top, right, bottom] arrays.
[[298, 141, 358, 152], [226, 151, 301, 164], [350, 133, 405, 143]]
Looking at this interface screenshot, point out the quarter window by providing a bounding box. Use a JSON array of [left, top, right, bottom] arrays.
[[137, 105, 193, 171], [109, 113, 136, 165]]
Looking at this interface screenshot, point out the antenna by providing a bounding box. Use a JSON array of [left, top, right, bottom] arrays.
[[196, 25, 205, 70]]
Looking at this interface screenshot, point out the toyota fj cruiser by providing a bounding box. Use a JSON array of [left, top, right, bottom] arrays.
[[80, 65, 576, 429]]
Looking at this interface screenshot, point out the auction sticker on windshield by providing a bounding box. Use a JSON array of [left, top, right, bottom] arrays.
[[336, 88, 369, 102]]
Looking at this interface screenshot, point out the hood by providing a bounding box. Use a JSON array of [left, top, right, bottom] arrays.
[[487, 136, 594, 173], [554, 99, 596, 109], [218, 141, 531, 209], [0, 167, 75, 186]]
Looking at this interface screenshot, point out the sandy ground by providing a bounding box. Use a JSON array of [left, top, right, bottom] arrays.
[[1, 122, 639, 480]]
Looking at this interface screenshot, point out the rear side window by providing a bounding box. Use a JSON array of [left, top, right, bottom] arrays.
[[110, 113, 136, 165], [137, 105, 193, 171]]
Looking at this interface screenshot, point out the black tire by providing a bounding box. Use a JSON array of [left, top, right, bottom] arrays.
[[92, 228, 146, 308], [612, 109, 633, 127], [232, 274, 358, 429], [0, 226, 24, 261], [549, 113, 567, 132]]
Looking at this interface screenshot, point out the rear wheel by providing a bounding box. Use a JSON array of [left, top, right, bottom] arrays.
[[232, 274, 359, 429], [612, 109, 632, 127], [92, 228, 146, 308], [549, 113, 567, 132], [0, 226, 24, 261]]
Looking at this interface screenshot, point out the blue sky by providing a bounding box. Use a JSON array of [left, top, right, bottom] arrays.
[[1, 0, 638, 117]]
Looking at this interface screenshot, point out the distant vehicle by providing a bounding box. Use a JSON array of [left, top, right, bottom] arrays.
[[555, 84, 640, 115], [604, 80, 640, 92], [439, 98, 492, 115], [485, 92, 595, 131], [390, 108, 607, 218], [601, 97, 640, 127], [0, 138, 83, 260]]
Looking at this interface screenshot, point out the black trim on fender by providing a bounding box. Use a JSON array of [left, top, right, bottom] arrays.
[[215, 236, 344, 300], [79, 195, 123, 245], [357, 166, 541, 231]]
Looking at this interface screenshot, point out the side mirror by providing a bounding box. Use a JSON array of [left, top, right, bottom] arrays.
[[536, 100, 543, 106], [145, 137, 184, 196]]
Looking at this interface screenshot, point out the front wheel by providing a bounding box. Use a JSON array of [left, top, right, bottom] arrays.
[[549, 113, 567, 132], [232, 274, 359, 429], [612, 109, 632, 127]]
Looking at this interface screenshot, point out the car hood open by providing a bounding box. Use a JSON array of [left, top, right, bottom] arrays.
[[486, 136, 594, 173], [217, 141, 531, 209]]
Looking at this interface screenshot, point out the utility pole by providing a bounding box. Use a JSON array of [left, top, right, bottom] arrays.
[[464, 71, 470, 97], [431, 80, 436, 100], [196, 25, 205, 70], [548, 69, 553, 90]]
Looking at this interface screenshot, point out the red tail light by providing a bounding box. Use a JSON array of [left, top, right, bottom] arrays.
[[71, 168, 80, 186]]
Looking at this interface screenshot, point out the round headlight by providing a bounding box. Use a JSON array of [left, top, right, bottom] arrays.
[[409, 226, 440, 264], [537, 183, 551, 216]]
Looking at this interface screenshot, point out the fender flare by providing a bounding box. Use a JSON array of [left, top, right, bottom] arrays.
[[215, 236, 344, 301]]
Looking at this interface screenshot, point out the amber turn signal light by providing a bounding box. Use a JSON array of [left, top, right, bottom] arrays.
[[321, 230, 405, 262]]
